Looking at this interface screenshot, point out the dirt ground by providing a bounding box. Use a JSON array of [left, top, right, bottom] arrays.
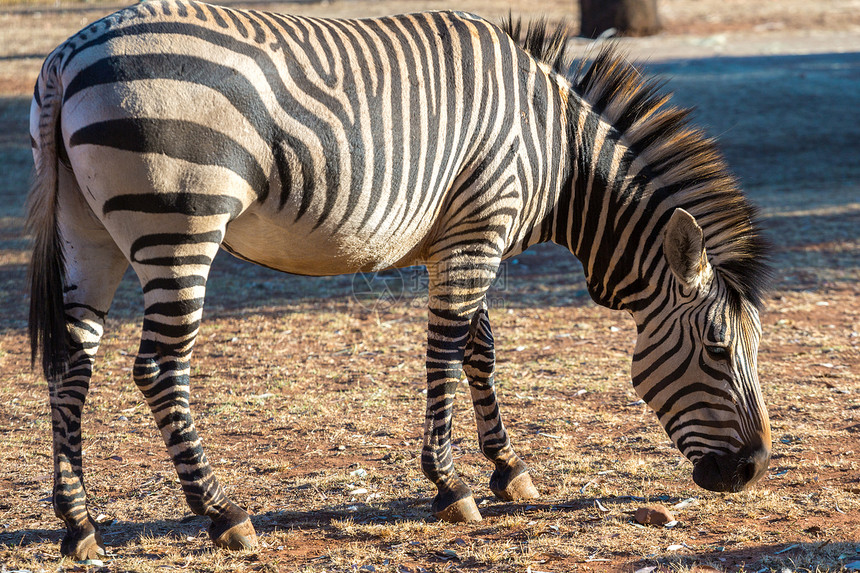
[[0, 0, 858, 572]]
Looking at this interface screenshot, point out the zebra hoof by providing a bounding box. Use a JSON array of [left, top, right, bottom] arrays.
[[61, 526, 105, 561], [209, 518, 258, 551], [434, 496, 483, 522], [491, 471, 539, 502]]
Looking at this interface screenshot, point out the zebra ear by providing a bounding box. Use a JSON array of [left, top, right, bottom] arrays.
[[664, 208, 713, 291]]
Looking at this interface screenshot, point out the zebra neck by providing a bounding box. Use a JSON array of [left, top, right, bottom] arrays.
[[551, 107, 652, 312]]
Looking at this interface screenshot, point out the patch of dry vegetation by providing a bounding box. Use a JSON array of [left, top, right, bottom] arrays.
[[1, 282, 858, 572]]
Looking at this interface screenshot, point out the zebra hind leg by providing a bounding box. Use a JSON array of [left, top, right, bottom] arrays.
[[131, 231, 257, 550], [52, 302, 125, 560], [133, 340, 256, 549], [51, 310, 116, 560], [46, 175, 130, 559], [464, 303, 539, 502]]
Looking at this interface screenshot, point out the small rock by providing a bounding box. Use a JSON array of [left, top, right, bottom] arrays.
[[634, 504, 674, 526]]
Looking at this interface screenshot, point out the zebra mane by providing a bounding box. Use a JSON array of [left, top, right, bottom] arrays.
[[504, 19, 771, 308], [502, 15, 573, 76]]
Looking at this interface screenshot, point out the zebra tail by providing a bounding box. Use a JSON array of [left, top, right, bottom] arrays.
[[27, 55, 68, 382]]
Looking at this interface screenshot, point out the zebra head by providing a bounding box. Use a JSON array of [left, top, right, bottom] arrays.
[[630, 208, 771, 492]]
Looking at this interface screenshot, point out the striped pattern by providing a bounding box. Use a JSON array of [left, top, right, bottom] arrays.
[[554, 50, 773, 492], [28, 1, 770, 557]]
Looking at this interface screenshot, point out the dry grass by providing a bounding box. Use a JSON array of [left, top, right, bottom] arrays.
[[1, 285, 858, 572]]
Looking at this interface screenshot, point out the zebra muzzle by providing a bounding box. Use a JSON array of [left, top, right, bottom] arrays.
[[691, 440, 771, 492]]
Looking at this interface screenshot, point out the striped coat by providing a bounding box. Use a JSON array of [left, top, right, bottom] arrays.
[[28, 1, 771, 559]]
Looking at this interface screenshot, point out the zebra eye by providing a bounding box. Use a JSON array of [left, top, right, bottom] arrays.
[[705, 345, 729, 360]]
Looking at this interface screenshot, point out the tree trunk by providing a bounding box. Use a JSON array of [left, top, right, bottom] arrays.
[[579, 0, 662, 38]]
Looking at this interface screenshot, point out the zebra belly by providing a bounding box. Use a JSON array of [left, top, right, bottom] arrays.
[[221, 206, 427, 276]]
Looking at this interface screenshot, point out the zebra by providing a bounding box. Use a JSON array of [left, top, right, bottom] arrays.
[[28, 1, 772, 559]]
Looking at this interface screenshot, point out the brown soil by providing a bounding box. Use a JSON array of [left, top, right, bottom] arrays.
[[0, 1, 858, 572]]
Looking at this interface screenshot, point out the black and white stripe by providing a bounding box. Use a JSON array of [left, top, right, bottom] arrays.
[[28, 2, 771, 558]]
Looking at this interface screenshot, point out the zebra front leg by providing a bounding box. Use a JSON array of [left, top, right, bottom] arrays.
[[421, 260, 501, 522], [133, 336, 256, 550], [422, 316, 482, 522], [464, 304, 539, 502]]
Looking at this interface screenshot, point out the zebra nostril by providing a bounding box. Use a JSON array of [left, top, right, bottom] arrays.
[[692, 453, 728, 492], [740, 459, 758, 484], [737, 441, 771, 488]]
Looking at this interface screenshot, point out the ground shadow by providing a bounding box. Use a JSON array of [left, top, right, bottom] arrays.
[[0, 517, 199, 550], [1, 51, 858, 337], [645, 52, 860, 193], [3, 494, 856, 570], [0, 497, 432, 554], [0, 493, 657, 552]]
